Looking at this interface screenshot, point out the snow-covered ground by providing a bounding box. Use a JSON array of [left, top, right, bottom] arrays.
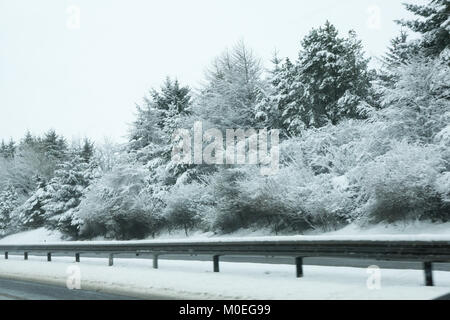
[[0, 254, 449, 300], [0, 228, 64, 244], [1, 221, 450, 244]]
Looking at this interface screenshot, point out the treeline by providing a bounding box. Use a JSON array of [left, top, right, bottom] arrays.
[[1, 0, 449, 239]]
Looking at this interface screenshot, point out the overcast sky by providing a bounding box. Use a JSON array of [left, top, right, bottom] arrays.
[[0, 0, 425, 143]]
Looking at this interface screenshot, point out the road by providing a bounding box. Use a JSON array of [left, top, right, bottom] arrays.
[[0, 278, 143, 300]]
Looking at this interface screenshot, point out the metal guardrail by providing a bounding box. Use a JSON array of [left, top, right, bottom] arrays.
[[1, 239, 450, 286]]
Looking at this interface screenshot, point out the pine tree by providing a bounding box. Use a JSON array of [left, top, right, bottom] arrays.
[[42, 155, 94, 237], [258, 22, 375, 135], [384, 31, 416, 66], [0, 140, 6, 159], [41, 130, 68, 161], [80, 138, 95, 163], [379, 31, 422, 88], [255, 57, 305, 136], [21, 131, 38, 151], [129, 77, 192, 154], [0, 139, 16, 159], [0, 185, 19, 234], [302, 24, 375, 126], [397, 0, 450, 56], [14, 177, 50, 229]]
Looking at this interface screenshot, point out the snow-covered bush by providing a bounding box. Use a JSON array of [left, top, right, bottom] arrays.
[[202, 167, 307, 234], [353, 142, 447, 222], [162, 181, 215, 236], [76, 162, 164, 240]]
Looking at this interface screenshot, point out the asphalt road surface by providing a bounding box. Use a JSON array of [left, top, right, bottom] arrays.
[[0, 278, 142, 300]]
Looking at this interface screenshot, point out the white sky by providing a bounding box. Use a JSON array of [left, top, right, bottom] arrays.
[[0, 0, 425, 143]]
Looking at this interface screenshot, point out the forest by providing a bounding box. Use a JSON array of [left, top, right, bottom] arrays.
[[0, 0, 449, 240]]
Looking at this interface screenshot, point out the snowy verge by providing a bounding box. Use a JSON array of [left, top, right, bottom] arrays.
[[0, 255, 450, 300], [1, 221, 450, 245], [0, 228, 64, 244]]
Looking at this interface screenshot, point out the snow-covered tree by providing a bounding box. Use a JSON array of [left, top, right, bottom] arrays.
[[129, 77, 192, 168], [384, 31, 416, 66], [257, 22, 375, 135], [11, 177, 51, 229], [40, 130, 68, 162], [79, 138, 95, 163], [379, 55, 450, 143], [0, 139, 16, 159], [130, 78, 192, 152], [0, 185, 19, 234], [196, 41, 265, 129], [299, 23, 375, 126], [42, 155, 94, 237], [397, 0, 450, 57], [256, 57, 304, 136]]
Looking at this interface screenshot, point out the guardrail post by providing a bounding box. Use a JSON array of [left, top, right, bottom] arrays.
[[75, 253, 80, 263], [295, 257, 304, 278], [4, 252, 8, 260], [24, 252, 28, 260], [47, 253, 51, 262], [108, 254, 114, 266], [424, 262, 433, 286], [153, 255, 158, 269], [213, 255, 220, 272]]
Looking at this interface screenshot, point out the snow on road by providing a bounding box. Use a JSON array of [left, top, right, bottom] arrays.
[[0, 254, 449, 300]]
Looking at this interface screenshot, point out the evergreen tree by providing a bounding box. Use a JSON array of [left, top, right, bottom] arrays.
[[80, 138, 95, 163], [14, 177, 50, 229], [0, 185, 19, 234], [300, 23, 374, 126], [0, 140, 6, 159], [41, 130, 68, 161], [384, 31, 418, 66], [129, 77, 192, 154], [258, 22, 375, 135], [0, 139, 16, 159], [397, 0, 450, 57], [42, 155, 94, 237], [21, 131, 38, 151], [256, 57, 304, 136]]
